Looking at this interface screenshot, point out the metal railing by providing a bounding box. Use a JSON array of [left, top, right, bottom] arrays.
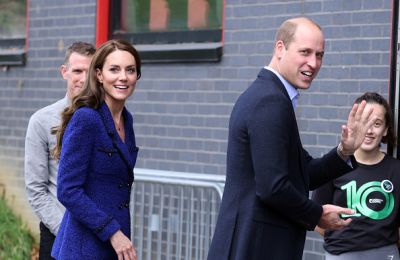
[[130, 168, 225, 260]]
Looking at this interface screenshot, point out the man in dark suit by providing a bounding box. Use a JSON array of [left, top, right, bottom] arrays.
[[207, 16, 377, 260]]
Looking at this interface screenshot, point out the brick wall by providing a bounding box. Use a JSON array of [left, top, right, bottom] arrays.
[[0, 0, 393, 258]]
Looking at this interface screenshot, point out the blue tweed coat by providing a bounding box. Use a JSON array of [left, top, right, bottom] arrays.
[[51, 102, 138, 259]]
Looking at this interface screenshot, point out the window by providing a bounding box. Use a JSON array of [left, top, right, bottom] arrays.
[[0, 0, 27, 66], [97, 0, 224, 63]]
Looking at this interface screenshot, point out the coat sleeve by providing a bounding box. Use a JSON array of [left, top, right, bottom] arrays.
[[57, 109, 120, 241], [304, 147, 354, 190], [248, 96, 322, 230], [311, 181, 334, 206]]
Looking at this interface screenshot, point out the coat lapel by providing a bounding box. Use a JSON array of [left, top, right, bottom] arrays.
[[98, 103, 135, 174], [260, 69, 309, 188]]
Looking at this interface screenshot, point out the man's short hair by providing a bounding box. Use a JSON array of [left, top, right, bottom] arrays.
[[275, 17, 322, 49], [64, 42, 96, 66]]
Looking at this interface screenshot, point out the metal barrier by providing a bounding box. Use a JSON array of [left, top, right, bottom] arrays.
[[130, 168, 225, 260]]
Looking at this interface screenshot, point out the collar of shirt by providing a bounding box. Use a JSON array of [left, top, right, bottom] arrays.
[[64, 94, 73, 106], [264, 66, 299, 109]]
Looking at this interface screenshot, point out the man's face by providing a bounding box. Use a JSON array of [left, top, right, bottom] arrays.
[[61, 52, 93, 99], [275, 23, 325, 89]]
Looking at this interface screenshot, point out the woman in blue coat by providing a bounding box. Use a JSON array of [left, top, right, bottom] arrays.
[[51, 39, 141, 260]]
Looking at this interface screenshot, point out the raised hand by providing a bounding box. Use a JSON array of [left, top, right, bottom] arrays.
[[340, 100, 376, 155]]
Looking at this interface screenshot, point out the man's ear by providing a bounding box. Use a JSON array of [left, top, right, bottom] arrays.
[[60, 65, 68, 80], [275, 40, 285, 59]]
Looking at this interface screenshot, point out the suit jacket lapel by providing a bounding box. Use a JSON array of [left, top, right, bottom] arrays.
[[260, 69, 309, 188]]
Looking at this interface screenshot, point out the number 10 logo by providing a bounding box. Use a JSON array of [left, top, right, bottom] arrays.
[[341, 181, 394, 220]]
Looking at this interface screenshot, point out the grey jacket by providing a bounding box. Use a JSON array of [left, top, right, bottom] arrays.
[[24, 96, 69, 235]]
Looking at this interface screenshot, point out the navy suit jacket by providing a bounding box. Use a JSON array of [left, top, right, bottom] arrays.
[[52, 102, 138, 259], [207, 69, 354, 260]]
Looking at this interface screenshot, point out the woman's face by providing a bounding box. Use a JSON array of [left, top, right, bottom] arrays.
[[96, 49, 138, 105], [359, 103, 388, 153]]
